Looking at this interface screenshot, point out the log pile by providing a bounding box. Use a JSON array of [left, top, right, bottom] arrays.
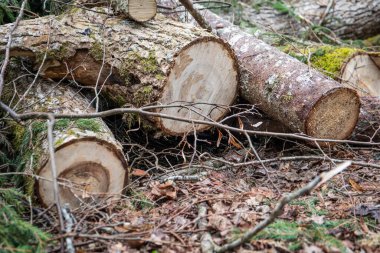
[[158, 0, 361, 140], [1, 0, 380, 210], [0, 7, 239, 135]]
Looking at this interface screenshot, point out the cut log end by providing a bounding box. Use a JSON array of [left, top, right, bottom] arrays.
[[306, 88, 360, 139], [158, 38, 238, 135], [341, 53, 380, 97], [37, 140, 126, 208], [128, 0, 157, 22]]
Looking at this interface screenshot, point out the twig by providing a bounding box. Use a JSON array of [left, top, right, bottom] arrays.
[[160, 174, 205, 183], [215, 161, 352, 253], [1, 101, 380, 147], [47, 114, 65, 242], [0, 0, 27, 98], [61, 204, 75, 253], [177, 0, 212, 31]]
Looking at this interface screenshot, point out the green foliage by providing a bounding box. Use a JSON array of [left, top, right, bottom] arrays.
[[253, 219, 351, 252], [0, 188, 49, 252]]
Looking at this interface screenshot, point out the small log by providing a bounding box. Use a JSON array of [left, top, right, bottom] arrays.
[[284, 46, 380, 97], [75, 0, 157, 22], [7, 79, 128, 208], [158, 0, 360, 140], [0, 7, 238, 135], [237, 0, 380, 40]]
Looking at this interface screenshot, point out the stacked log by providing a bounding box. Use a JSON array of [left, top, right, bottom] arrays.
[[7, 79, 127, 208], [158, 0, 361, 141], [0, 7, 239, 135]]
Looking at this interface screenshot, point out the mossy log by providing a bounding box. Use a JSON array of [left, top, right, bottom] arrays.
[[237, 0, 380, 40], [9, 80, 127, 208], [0, 8, 238, 135], [75, 0, 157, 22], [284, 46, 380, 97], [158, 0, 360, 140]]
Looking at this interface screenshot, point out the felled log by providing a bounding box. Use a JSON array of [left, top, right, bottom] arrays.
[[237, 0, 380, 40], [75, 0, 157, 22], [7, 79, 127, 208], [158, 0, 360, 140], [0, 7, 238, 135], [284, 46, 380, 97]]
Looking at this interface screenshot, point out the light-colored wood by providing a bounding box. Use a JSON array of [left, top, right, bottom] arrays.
[[9, 79, 127, 208], [0, 8, 238, 135], [128, 0, 157, 22], [341, 54, 380, 97]]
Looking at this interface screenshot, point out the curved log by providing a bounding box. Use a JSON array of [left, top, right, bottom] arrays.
[[0, 7, 238, 135]]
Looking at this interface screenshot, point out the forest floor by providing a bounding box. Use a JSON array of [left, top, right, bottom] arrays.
[[36, 130, 380, 253]]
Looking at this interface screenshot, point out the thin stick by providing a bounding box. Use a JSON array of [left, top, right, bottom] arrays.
[[178, 0, 211, 31], [47, 114, 65, 235], [0, 0, 27, 97], [216, 161, 352, 253]]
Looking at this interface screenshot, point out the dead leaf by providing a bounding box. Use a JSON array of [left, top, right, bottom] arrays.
[[237, 117, 244, 130], [349, 179, 364, 192], [303, 244, 324, 253], [150, 181, 177, 200], [309, 215, 325, 225], [209, 214, 232, 231], [228, 134, 242, 149], [217, 129, 223, 147], [131, 169, 149, 177], [352, 204, 380, 222]]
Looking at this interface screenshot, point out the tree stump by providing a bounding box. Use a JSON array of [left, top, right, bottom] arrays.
[[0, 7, 238, 136], [7, 79, 127, 208]]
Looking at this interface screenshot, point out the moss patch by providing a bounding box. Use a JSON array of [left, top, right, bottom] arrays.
[[133, 85, 154, 107]]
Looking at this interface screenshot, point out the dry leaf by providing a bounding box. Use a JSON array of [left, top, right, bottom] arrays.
[[132, 169, 149, 177], [217, 129, 223, 147], [228, 134, 242, 149], [349, 179, 364, 192]]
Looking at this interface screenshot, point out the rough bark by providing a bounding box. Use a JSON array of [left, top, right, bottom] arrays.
[[8, 79, 128, 208], [158, 0, 360, 140], [0, 7, 238, 135], [238, 0, 380, 40]]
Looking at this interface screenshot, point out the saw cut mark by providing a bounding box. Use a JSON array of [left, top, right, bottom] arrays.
[[128, 0, 157, 22], [306, 88, 360, 140], [159, 39, 238, 135], [341, 54, 380, 97], [38, 140, 125, 208]]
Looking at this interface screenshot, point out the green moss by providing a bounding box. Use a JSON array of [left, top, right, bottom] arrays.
[[74, 119, 102, 132], [364, 34, 380, 47], [36, 42, 70, 63], [89, 41, 104, 61], [120, 50, 162, 86], [310, 46, 358, 77], [133, 85, 154, 107]]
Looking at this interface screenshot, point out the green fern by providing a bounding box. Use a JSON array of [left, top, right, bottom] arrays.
[[0, 188, 50, 252]]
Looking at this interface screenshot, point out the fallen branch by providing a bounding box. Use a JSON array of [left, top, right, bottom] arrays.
[[215, 161, 352, 252], [178, 0, 211, 31]]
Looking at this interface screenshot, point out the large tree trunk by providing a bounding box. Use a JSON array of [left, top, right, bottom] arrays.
[[7, 79, 128, 208], [237, 0, 380, 40], [0, 7, 238, 136], [158, 0, 360, 140]]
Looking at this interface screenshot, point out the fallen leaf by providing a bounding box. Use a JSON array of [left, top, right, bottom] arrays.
[[131, 169, 149, 177], [228, 134, 242, 149], [348, 179, 364, 192], [209, 214, 232, 231]]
